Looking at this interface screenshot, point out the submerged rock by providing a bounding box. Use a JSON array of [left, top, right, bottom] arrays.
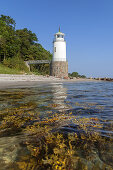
[[0, 136, 21, 164]]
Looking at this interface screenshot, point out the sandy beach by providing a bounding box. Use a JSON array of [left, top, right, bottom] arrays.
[[0, 74, 97, 89]]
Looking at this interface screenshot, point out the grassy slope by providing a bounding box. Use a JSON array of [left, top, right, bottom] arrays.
[[0, 64, 26, 74]]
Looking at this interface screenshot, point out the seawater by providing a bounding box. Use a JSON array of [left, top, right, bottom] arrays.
[[0, 81, 113, 169]]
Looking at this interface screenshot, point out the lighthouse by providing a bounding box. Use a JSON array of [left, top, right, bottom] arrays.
[[50, 28, 68, 78]]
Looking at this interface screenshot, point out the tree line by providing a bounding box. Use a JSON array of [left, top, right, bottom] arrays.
[[0, 15, 52, 74], [69, 72, 86, 78]]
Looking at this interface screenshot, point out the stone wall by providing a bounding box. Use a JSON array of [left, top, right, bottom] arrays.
[[50, 61, 68, 78]]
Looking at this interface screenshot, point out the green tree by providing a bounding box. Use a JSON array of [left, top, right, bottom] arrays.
[[0, 14, 52, 75], [0, 15, 17, 60], [0, 35, 6, 61], [79, 75, 86, 78], [0, 14, 15, 29], [15, 28, 38, 60], [69, 72, 86, 78], [71, 72, 79, 77]]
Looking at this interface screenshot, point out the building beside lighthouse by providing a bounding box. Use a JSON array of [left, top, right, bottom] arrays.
[[50, 28, 68, 78]]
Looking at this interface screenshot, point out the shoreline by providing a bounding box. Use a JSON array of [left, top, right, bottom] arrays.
[[0, 74, 98, 89]]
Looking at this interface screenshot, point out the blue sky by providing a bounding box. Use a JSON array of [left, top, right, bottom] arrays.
[[1, 0, 113, 77]]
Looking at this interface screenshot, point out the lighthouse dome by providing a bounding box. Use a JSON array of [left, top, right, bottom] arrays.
[[54, 28, 65, 41]]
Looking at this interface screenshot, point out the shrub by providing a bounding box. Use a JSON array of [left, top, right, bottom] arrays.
[[3, 56, 29, 72]]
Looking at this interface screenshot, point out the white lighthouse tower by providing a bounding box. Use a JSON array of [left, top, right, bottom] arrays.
[[51, 28, 68, 78]]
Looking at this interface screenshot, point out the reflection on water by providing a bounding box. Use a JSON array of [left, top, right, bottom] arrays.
[[50, 83, 69, 111], [0, 81, 113, 169]]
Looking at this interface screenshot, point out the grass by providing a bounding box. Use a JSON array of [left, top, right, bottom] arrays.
[[0, 64, 29, 74]]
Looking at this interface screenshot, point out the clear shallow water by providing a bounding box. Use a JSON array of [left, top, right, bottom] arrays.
[[0, 81, 113, 169]]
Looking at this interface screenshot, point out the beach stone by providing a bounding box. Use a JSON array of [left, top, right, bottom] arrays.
[[72, 144, 113, 170], [98, 141, 113, 167], [0, 136, 21, 164]]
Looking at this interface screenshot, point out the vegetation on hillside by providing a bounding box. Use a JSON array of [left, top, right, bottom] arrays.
[[69, 72, 86, 78], [0, 64, 27, 74], [0, 15, 52, 74]]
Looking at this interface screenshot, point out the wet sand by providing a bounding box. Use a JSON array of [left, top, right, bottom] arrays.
[[0, 74, 98, 89]]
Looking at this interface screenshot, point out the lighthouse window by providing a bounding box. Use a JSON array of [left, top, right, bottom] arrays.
[[54, 47, 56, 52], [57, 35, 63, 38]]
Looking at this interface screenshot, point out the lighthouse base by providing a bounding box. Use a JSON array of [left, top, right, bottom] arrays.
[[50, 61, 68, 78]]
